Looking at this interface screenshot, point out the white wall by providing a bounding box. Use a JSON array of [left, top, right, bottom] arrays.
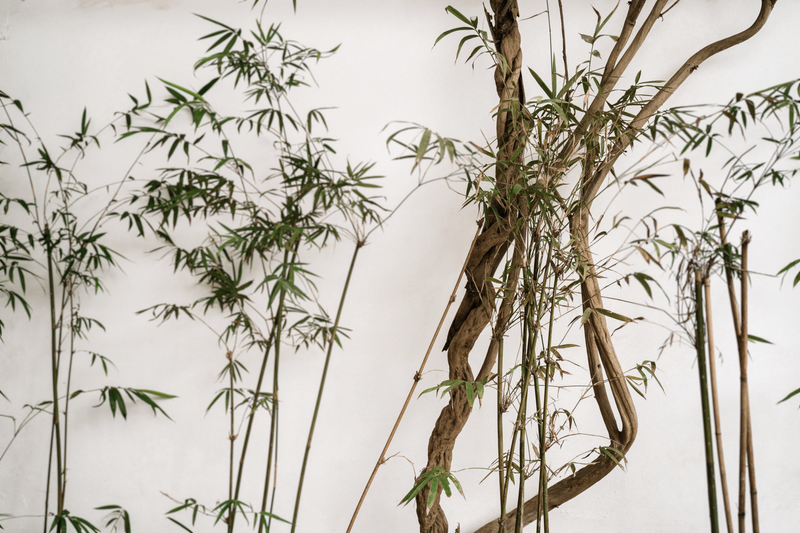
[[2, 1, 800, 532]]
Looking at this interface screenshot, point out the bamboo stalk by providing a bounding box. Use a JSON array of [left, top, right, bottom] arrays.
[[496, 337, 507, 533], [43, 422, 55, 533], [232, 253, 288, 533], [227, 352, 235, 533], [257, 290, 286, 533], [60, 292, 76, 508], [747, 422, 760, 533], [515, 336, 530, 533], [291, 242, 361, 532], [739, 232, 760, 533], [715, 202, 741, 336], [715, 206, 747, 533], [537, 259, 560, 533], [45, 225, 64, 533], [695, 270, 719, 533], [345, 222, 482, 533], [737, 231, 750, 533], [261, 264, 293, 533], [704, 276, 734, 533]]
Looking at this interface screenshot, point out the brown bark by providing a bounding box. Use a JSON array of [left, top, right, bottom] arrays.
[[474, 3, 774, 533], [415, 2, 526, 532], [705, 277, 735, 533], [417, 2, 775, 533]]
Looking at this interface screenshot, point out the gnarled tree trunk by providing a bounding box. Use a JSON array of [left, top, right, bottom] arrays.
[[414, 2, 775, 533]]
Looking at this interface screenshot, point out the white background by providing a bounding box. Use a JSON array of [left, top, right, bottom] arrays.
[[1, 1, 800, 532]]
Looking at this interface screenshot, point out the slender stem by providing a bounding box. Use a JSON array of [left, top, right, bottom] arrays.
[[291, 242, 361, 533], [695, 270, 719, 533], [496, 337, 506, 533], [716, 207, 747, 533], [739, 232, 760, 533], [45, 225, 64, 533], [515, 334, 530, 533], [557, 0, 568, 79], [522, 241, 552, 533], [539, 263, 560, 533], [715, 203, 741, 336], [61, 291, 75, 507], [346, 223, 482, 533], [266, 400, 280, 533], [227, 352, 235, 533], [258, 286, 288, 533], [746, 420, 760, 533], [704, 277, 734, 533], [737, 232, 750, 533], [43, 422, 55, 533], [532, 346, 542, 533], [223, 249, 289, 533]]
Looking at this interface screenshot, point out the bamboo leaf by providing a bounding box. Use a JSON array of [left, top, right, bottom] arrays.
[[595, 308, 634, 323], [778, 387, 800, 404]]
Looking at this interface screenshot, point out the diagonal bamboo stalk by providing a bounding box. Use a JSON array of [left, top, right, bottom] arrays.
[[345, 221, 483, 533], [716, 213, 761, 533], [704, 276, 734, 533], [695, 270, 719, 533], [291, 241, 362, 532]]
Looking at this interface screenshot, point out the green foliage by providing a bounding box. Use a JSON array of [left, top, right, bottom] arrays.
[[419, 378, 486, 408], [49, 511, 100, 533], [778, 387, 800, 406], [625, 360, 664, 399], [435, 6, 494, 67], [96, 505, 132, 533], [400, 466, 464, 509], [777, 258, 800, 288], [83, 387, 176, 420], [2, 4, 799, 533]]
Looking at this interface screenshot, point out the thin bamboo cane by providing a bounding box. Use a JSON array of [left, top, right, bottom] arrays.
[[496, 337, 507, 533], [737, 231, 750, 533], [747, 422, 760, 533], [46, 226, 64, 533], [345, 222, 483, 533], [227, 352, 235, 533], [291, 242, 361, 532], [695, 270, 719, 533], [704, 276, 734, 533], [715, 209, 747, 533], [739, 233, 760, 533]]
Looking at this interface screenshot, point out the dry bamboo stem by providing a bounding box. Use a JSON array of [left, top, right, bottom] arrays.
[[704, 276, 734, 533], [737, 231, 750, 533], [747, 421, 760, 533], [695, 270, 719, 533], [717, 210, 761, 533], [345, 223, 483, 533], [739, 233, 760, 533]]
